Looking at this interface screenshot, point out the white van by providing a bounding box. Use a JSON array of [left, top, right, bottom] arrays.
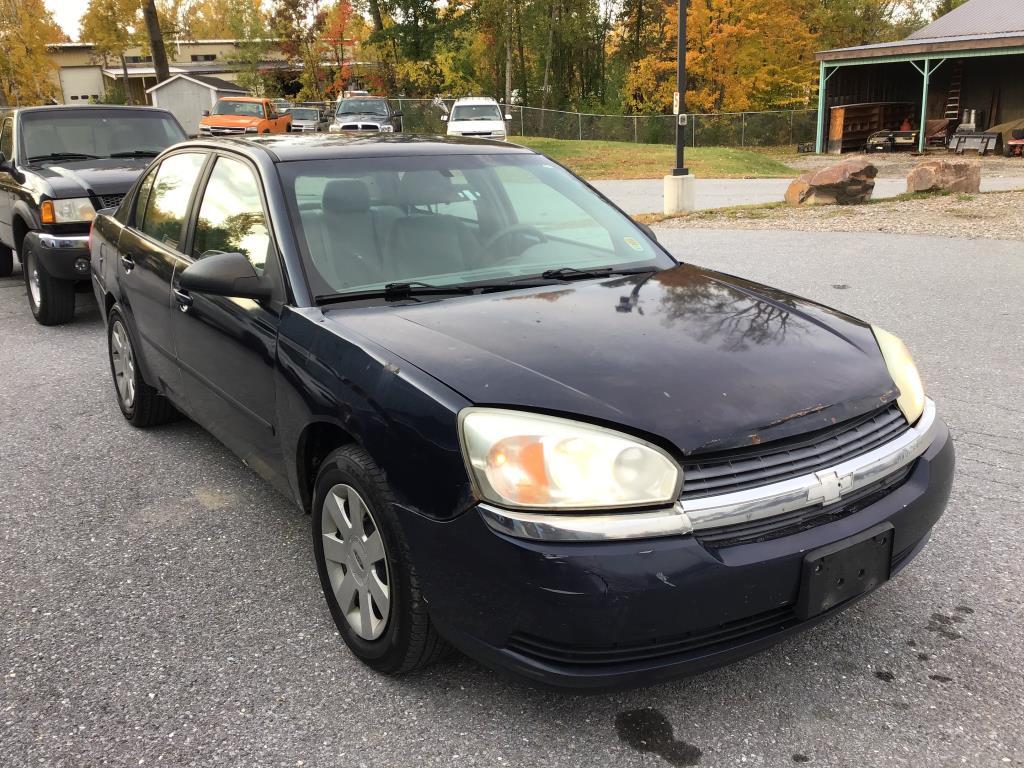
[[442, 97, 511, 141]]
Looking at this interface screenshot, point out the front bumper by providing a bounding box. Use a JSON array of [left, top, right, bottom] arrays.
[[27, 231, 91, 281], [405, 413, 954, 690]]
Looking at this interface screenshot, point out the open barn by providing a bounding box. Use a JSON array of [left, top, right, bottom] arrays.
[[814, 0, 1024, 155]]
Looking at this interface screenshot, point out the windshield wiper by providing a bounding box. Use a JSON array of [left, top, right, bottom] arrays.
[[539, 266, 658, 281], [108, 149, 160, 158], [315, 281, 477, 304], [28, 152, 101, 163]]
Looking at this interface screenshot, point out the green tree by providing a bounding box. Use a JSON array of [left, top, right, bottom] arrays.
[[80, 0, 143, 104], [929, 0, 967, 20]]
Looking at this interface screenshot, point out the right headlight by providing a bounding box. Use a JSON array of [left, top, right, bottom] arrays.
[[459, 408, 681, 510], [872, 325, 925, 424]]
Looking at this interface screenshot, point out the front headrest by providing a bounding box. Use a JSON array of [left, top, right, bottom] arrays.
[[398, 171, 461, 207], [323, 179, 370, 213]]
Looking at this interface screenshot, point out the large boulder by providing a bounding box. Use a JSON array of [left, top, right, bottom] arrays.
[[906, 159, 981, 194], [785, 158, 877, 206]]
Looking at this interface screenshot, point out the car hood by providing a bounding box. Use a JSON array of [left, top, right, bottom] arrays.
[[202, 115, 262, 127], [449, 119, 506, 133], [334, 113, 388, 123], [324, 265, 898, 456], [29, 157, 151, 198]]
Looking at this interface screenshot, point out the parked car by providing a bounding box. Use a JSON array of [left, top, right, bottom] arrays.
[[329, 97, 402, 133], [90, 134, 953, 690], [443, 96, 511, 141], [0, 105, 186, 324], [288, 106, 330, 133], [199, 97, 292, 136]]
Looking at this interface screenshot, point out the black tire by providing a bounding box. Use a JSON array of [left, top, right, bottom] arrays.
[[0, 244, 12, 278], [23, 240, 74, 325], [312, 444, 451, 674], [106, 308, 178, 428]]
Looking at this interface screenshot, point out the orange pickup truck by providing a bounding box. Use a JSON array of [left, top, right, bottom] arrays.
[[198, 97, 292, 136]]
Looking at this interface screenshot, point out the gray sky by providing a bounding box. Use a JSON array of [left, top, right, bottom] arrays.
[[46, 0, 88, 42]]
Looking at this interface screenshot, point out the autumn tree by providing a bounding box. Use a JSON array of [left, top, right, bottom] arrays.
[[80, 0, 144, 104], [0, 0, 66, 106]]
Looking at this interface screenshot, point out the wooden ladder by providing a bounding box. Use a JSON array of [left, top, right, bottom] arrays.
[[944, 61, 964, 120]]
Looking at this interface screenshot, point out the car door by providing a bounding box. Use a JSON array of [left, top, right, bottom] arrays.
[[0, 117, 16, 246], [171, 152, 285, 483], [117, 151, 208, 402]]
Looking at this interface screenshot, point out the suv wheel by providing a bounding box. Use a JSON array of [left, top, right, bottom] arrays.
[[312, 445, 451, 674], [107, 308, 177, 427], [0, 243, 12, 278], [23, 241, 74, 325]]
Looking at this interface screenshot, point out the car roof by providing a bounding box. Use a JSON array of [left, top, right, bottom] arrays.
[[218, 96, 266, 103], [172, 133, 534, 163], [14, 104, 174, 115], [454, 97, 500, 105]]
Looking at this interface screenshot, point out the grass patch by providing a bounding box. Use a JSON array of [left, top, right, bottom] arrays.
[[513, 137, 797, 180]]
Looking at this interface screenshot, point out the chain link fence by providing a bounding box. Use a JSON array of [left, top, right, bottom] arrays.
[[392, 99, 818, 148]]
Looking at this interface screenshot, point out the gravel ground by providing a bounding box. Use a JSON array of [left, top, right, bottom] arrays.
[[653, 190, 1024, 240], [1, 229, 1022, 767], [783, 151, 1024, 179]]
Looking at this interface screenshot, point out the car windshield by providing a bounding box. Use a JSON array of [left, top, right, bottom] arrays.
[[214, 100, 265, 117], [290, 108, 320, 121], [280, 152, 674, 298], [451, 104, 503, 121], [21, 109, 186, 161], [336, 99, 388, 116]]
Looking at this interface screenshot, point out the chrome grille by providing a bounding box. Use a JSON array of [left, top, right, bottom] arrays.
[[203, 126, 246, 135], [339, 123, 380, 131], [681, 405, 909, 499]]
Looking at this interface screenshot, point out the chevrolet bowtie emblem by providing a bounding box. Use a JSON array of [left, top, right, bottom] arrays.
[[807, 469, 854, 505]]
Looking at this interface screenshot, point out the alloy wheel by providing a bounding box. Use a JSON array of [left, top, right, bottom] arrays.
[[26, 249, 41, 308], [109, 319, 137, 409], [321, 484, 391, 641]]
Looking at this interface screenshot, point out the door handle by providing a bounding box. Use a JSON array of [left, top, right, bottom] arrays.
[[120, 254, 135, 272], [173, 287, 193, 311]]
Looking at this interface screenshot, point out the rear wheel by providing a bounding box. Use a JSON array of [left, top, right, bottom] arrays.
[[312, 445, 451, 674], [0, 243, 12, 278], [23, 241, 74, 325], [107, 309, 177, 427]]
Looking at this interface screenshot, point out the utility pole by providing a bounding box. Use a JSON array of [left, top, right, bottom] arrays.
[[663, 0, 695, 213], [505, 2, 513, 108], [672, 0, 688, 176]]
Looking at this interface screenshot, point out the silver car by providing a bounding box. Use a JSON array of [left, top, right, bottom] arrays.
[[288, 107, 329, 133]]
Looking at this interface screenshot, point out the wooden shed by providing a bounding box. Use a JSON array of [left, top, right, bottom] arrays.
[[147, 74, 248, 136]]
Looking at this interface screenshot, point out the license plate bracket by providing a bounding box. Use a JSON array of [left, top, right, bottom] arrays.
[[795, 523, 894, 620]]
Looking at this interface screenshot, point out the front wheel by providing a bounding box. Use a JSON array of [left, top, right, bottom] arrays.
[[312, 445, 450, 674], [107, 309, 177, 427], [23, 241, 74, 325]]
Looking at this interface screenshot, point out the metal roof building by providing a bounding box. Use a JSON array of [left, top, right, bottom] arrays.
[[814, 0, 1024, 153]]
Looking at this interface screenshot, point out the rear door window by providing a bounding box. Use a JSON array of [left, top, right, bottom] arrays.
[[139, 152, 206, 252]]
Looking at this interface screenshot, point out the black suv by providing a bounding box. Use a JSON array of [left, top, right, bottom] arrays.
[[0, 105, 186, 324]]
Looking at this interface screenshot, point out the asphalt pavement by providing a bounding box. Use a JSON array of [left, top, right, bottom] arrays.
[[593, 177, 1024, 214], [1, 229, 1022, 767]]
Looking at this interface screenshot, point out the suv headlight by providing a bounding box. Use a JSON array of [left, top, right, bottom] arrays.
[[245, 126, 258, 133], [41, 197, 95, 224], [459, 408, 681, 510], [379, 124, 394, 132], [872, 326, 925, 424]]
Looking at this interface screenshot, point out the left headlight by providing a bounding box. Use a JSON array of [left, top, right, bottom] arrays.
[[379, 124, 394, 132], [459, 408, 681, 510], [872, 325, 925, 424], [41, 197, 95, 224]]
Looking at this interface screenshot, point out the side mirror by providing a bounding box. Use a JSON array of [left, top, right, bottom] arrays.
[[202, 109, 210, 117], [504, 114, 512, 121], [635, 221, 659, 243], [0, 151, 7, 170], [393, 111, 403, 118], [440, 114, 448, 122], [178, 251, 271, 301]]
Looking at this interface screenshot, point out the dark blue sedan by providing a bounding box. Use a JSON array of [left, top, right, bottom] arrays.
[[89, 134, 953, 690]]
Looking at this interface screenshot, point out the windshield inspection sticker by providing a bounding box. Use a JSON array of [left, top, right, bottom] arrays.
[[624, 236, 645, 252]]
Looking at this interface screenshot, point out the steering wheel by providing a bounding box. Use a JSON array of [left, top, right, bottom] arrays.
[[483, 223, 548, 256]]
